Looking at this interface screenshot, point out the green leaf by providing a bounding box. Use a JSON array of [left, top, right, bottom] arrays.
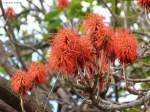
[[69, 0, 84, 18], [0, 66, 7, 74], [124, 107, 141, 112], [43, 34, 50, 41], [45, 10, 60, 21], [140, 57, 150, 63], [48, 19, 61, 29], [84, 0, 93, 3]]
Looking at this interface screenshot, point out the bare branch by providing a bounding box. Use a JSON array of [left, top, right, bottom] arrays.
[[0, 1, 27, 70]]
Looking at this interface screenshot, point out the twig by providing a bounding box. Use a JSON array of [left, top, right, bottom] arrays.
[[43, 75, 59, 112], [127, 78, 150, 83], [145, 8, 150, 26], [20, 95, 25, 112], [132, 31, 150, 38], [123, 63, 144, 95], [0, 2, 27, 70], [100, 0, 118, 24], [26, 0, 44, 13], [93, 90, 150, 110]]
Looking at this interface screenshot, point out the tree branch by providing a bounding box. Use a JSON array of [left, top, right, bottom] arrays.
[[0, 77, 42, 112], [93, 91, 150, 110], [0, 1, 27, 70], [0, 100, 17, 112], [0, 40, 15, 75]]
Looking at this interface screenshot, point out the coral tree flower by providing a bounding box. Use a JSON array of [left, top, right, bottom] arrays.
[[113, 29, 138, 63], [77, 13, 114, 80], [28, 62, 48, 84], [78, 36, 95, 79], [82, 13, 114, 75], [78, 36, 94, 67], [11, 70, 32, 94], [57, 0, 69, 9], [48, 13, 139, 94], [49, 28, 80, 74], [82, 13, 105, 44], [137, 0, 150, 10], [5, 7, 16, 18], [82, 13, 114, 57]]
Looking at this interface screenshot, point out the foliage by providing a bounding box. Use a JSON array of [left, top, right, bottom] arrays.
[[0, 0, 150, 112]]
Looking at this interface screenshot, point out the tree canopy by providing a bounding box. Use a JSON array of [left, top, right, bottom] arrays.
[[0, 0, 150, 112]]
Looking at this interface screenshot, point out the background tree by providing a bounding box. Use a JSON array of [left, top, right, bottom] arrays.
[[0, 0, 150, 112]]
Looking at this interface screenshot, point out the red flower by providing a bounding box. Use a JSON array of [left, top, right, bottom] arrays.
[[11, 70, 32, 94], [57, 0, 69, 9], [103, 27, 117, 61], [96, 26, 114, 56], [77, 36, 95, 79], [77, 36, 109, 79], [5, 7, 16, 18], [82, 13, 114, 57], [137, 0, 150, 10], [28, 62, 48, 84], [78, 36, 94, 66], [113, 29, 138, 63], [82, 13, 105, 39], [49, 28, 80, 74]]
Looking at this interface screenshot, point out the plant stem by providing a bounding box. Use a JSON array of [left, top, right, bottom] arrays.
[[43, 75, 59, 112], [123, 62, 127, 85], [20, 95, 25, 112], [106, 57, 110, 84]]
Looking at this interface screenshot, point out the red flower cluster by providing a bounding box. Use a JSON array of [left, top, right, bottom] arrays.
[[78, 36, 95, 79], [57, 0, 69, 9], [5, 7, 16, 18], [49, 28, 80, 74], [82, 13, 105, 37], [11, 62, 48, 94], [137, 0, 150, 10], [113, 29, 138, 63], [11, 70, 32, 94], [81, 14, 114, 79], [28, 62, 48, 84], [48, 13, 138, 80], [82, 14, 114, 57]]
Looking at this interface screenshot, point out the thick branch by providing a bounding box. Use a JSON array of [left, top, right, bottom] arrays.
[[94, 91, 150, 110], [0, 77, 40, 112], [0, 100, 17, 112]]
